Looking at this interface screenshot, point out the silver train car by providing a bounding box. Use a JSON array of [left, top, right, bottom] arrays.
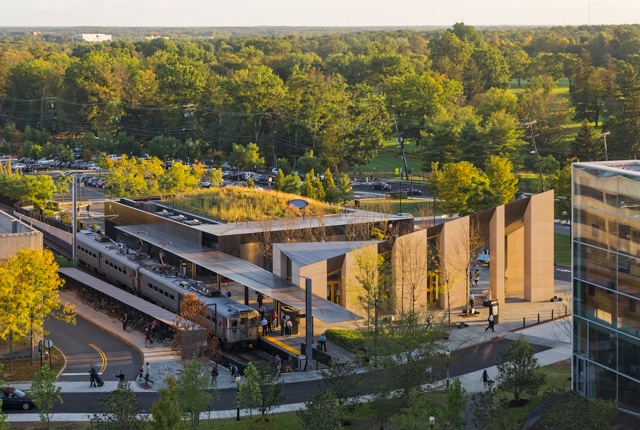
[[74, 230, 259, 349]]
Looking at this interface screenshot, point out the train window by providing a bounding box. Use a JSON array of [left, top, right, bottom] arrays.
[[231, 319, 238, 327], [241, 317, 247, 326], [170, 294, 174, 300]]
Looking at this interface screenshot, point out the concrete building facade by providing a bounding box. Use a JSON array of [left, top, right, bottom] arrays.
[[573, 161, 640, 414], [0, 210, 43, 260]]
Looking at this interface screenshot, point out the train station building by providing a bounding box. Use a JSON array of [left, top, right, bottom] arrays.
[[101, 191, 555, 325]]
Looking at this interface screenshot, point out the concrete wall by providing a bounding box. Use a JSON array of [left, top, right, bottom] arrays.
[[299, 260, 327, 300], [506, 227, 525, 297], [440, 217, 470, 313], [392, 230, 428, 317], [343, 244, 379, 317], [0, 211, 43, 259]]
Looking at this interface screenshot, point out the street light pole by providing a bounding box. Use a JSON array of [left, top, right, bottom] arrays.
[[600, 131, 610, 161], [236, 377, 241, 421]]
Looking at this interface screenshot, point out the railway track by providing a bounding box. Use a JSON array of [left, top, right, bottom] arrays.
[[6, 204, 277, 370]]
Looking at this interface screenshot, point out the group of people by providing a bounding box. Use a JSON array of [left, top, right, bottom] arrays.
[[137, 362, 153, 386], [88, 362, 154, 387]]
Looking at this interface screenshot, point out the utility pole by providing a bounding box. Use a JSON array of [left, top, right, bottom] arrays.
[[600, 131, 610, 161], [523, 120, 545, 192], [394, 118, 410, 180]]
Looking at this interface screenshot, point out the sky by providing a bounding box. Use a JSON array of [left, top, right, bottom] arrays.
[[2, 0, 639, 28]]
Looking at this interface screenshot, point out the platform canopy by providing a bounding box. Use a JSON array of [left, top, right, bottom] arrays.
[[116, 225, 362, 324], [59, 267, 177, 327]]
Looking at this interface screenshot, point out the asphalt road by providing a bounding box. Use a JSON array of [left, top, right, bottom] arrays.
[[19, 334, 547, 415], [47, 315, 142, 382]]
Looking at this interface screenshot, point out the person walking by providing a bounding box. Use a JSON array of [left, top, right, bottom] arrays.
[[275, 355, 282, 376], [86, 204, 91, 215], [474, 268, 480, 287], [138, 364, 144, 382], [485, 314, 495, 332], [144, 362, 153, 386], [230, 363, 238, 382], [259, 304, 267, 319], [144, 327, 152, 347], [482, 369, 489, 390], [114, 370, 125, 387], [286, 319, 293, 336], [122, 313, 129, 331], [469, 293, 475, 314], [256, 291, 263, 308], [261, 316, 268, 336], [211, 362, 219, 384], [318, 332, 327, 352]]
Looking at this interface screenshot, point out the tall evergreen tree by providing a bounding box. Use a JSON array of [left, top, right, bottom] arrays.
[[571, 119, 603, 161]]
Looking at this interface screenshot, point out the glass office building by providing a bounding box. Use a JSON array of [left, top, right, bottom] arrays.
[[573, 161, 640, 413]]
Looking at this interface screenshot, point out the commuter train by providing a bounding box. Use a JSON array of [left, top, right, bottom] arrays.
[[74, 230, 259, 349]]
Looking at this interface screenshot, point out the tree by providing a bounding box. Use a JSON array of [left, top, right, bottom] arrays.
[[319, 358, 363, 419], [390, 387, 441, 429], [495, 336, 546, 403], [30, 366, 63, 429], [444, 378, 467, 430], [297, 389, 342, 430], [177, 357, 215, 427], [148, 376, 187, 430], [484, 156, 519, 205], [104, 156, 153, 198], [88, 382, 147, 430], [322, 168, 339, 203], [158, 162, 202, 194], [237, 361, 284, 420], [571, 119, 603, 161], [227, 142, 265, 171], [173, 293, 220, 360], [335, 173, 352, 207], [554, 161, 573, 224], [374, 312, 445, 404], [0, 249, 74, 372], [430, 161, 491, 216]]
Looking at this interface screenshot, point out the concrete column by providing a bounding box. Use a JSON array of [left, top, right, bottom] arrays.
[[490, 206, 506, 303], [524, 191, 555, 301]]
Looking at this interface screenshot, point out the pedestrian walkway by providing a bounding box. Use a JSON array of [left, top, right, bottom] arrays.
[[8, 272, 572, 423]]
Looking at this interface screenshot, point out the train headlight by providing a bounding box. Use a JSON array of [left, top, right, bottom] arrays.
[[234, 334, 238, 338]]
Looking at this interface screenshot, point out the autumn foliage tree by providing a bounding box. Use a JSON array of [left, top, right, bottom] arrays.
[[0, 249, 75, 372], [173, 293, 220, 361]]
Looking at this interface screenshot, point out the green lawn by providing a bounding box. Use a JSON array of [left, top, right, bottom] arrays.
[[554, 232, 571, 266]]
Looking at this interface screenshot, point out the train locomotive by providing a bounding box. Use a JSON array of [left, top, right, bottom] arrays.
[[74, 230, 259, 349]]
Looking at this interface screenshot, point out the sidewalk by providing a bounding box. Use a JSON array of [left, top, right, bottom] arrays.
[[8, 279, 572, 423]]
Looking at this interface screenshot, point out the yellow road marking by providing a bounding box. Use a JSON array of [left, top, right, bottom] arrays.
[[89, 344, 107, 373]]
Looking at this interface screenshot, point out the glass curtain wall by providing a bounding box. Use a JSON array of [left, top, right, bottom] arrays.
[[573, 162, 640, 413]]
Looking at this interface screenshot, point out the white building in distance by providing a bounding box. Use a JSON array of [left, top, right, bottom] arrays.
[[75, 34, 112, 43]]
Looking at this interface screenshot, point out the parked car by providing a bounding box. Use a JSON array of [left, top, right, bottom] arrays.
[[0, 387, 35, 410], [405, 188, 422, 196], [371, 181, 392, 190], [199, 180, 212, 188], [477, 250, 490, 266]]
